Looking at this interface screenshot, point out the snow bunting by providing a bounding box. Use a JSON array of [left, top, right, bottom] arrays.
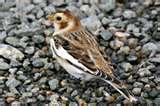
[[47, 10, 137, 102]]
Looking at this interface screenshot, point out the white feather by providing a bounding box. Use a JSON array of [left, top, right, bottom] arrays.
[[50, 38, 95, 74]]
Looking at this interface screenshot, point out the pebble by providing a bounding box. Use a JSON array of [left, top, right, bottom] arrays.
[[120, 62, 133, 72], [99, 0, 115, 12], [48, 79, 59, 90], [123, 10, 136, 19], [100, 30, 113, 41], [133, 82, 144, 88], [81, 15, 102, 32], [0, 59, 10, 70], [0, 31, 7, 42], [5, 37, 20, 47], [25, 46, 35, 55], [142, 42, 157, 55], [149, 89, 158, 98], [6, 77, 21, 88], [109, 39, 124, 50], [32, 35, 45, 44], [132, 88, 142, 95], [138, 68, 152, 77], [11, 101, 21, 106], [32, 58, 44, 68], [0, 44, 24, 61], [101, 17, 110, 25], [140, 77, 149, 83]]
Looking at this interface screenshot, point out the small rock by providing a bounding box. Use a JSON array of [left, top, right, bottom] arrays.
[[99, 0, 115, 12], [48, 0, 64, 6], [114, 32, 129, 40], [0, 59, 10, 70], [32, 35, 45, 44], [142, 42, 157, 55], [0, 31, 7, 41], [132, 88, 141, 95], [149, 57, 160, 63], [32, 58, 44, 68], [140, 77, 149, 83], [37, 94, 45, 101], [138, 68, 152, 77], [101, 17, 110, 25], [149, 89, 158, 98], [128, 38, 138, 48], [100, 30, 113, 41], [36, 9, 44, 18], [123, 10, 136, 19], [154, 98, 160, 106], [118, 46, 130, 55], [25, 46, 35, 55], [6, 97, 15, 103], [6, 77, 21, 88], [5, 37, 20, 47], [81, 15, 102, 32], [133, 82, 144, 88], [109, 39, 124, 50], [48, 79, 59, 90], [0, 44, 24, 61], [11, 101, 21, 106], [127, 55, 137, 62], [71, 90, 78, 97], [120, 62, 133, 72]]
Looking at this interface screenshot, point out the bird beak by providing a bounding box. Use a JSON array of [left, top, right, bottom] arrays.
[[47, 14, 54, 21]]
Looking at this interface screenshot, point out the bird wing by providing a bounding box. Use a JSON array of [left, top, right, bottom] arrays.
[[53, 28, 114, 79]]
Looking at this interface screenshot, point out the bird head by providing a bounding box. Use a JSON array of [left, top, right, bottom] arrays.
[[47, 10, 82, 35]]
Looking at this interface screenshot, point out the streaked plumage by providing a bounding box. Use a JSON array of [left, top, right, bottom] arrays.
[[47, 10, 137, 102]]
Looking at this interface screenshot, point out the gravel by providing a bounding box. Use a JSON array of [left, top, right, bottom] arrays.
[[0, 0, 159, 105]]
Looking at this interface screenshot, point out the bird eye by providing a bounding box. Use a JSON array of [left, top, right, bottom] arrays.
[[56, 16, 62, 21]]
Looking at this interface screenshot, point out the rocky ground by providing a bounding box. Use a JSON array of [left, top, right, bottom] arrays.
[[0, 0, 160, 105]]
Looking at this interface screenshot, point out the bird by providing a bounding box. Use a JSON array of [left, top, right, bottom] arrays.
[[47, 10, 137, 102]]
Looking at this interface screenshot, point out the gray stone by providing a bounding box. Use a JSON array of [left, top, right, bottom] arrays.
[[142, 42, 158, 54], [99, 0, 115, 12], [0, 31, 7, 41], [6, 77, 21, 88], [133, 82, 144, 88], [43, 4, 55, 14], [149, 89, 158, 98], [22, 92, 32, 97], [33, 0, 45, 4], [48, 0, 64, 6], [32, 58, 44, 68], [123, 10, 136, 19], [32, 35, 45, 44], [120, 62, 133, 72], [100, 30, 113, 41], [25, 46, 35, 55], [67, 5, 86, 19], [11, 101, 21, 106], [109, 39, 124, 50], [138, 68, 152, 77], [36, 9, 44, 18], [132, 88, 141, 95], [127, 55, 137, 62], [71, 90, 78, 97], [0, 59, 10, 70], [154, 98, 160, 106], [140, 77, 149, 83], [149, 57, 160, 63], [37, 94, 45, 101], [49, 79, 59, 90], [5, 37, 20, 47], [81, 15, 102, 32], [101, 17, 110, 25]]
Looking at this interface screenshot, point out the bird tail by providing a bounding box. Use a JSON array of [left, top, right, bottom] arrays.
[[101, 78, 137, 102]]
